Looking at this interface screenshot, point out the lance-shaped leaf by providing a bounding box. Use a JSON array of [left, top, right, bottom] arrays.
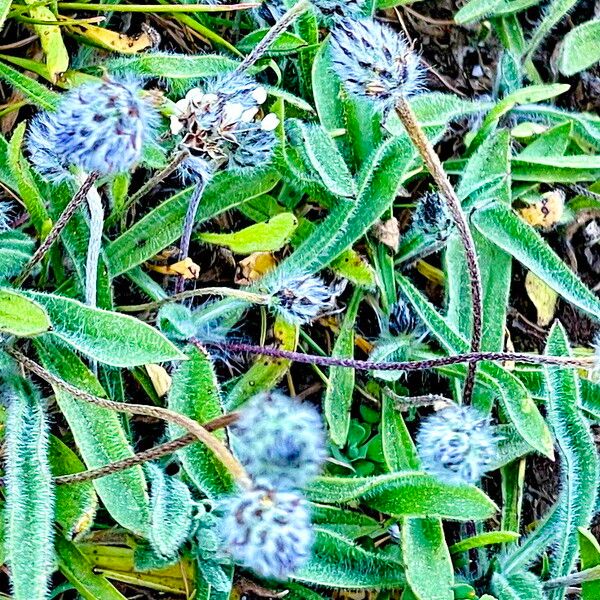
[[36, 339, 150, 537], [4, 378, 54, 600], [0, 288, 50, 337], [168, 345, 234, 497], [28, 292, 185, 367], [544, 322, 599, 600]]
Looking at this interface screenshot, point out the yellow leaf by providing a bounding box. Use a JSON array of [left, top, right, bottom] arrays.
[[518, 190, 565, 229], [146, 257, 200, 279], [235, 252, 277, 284], [525, 271, 558, 327], [27, 6, 69, 81], [145, 364, 172, 398], [68, 22, 154, 54]]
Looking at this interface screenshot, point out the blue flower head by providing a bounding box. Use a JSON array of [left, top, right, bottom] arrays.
[[417, 405, 497, 485], [267, 274, 345, 325], [231, 391, 327, 490], [413, 192, 454, 241], [27, 78, 158, 181], [388, 296, 419, 336], [330, 18, 425, 113], [221, 482, 313, 580]]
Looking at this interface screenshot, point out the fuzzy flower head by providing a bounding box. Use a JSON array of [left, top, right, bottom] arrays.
[[28, 78, 157, 181], [221, 483, 313, 580], [170, 75, 279, 183], [330, 18, 425, 113], [413, 192, 454, 241], [267, 274, 346, 325], [232, 391, 327, 490], [0, 202, 13, 232], [417, 405, 496, 485], [592, 335, 600, 381], [388, 297, 419, 336]]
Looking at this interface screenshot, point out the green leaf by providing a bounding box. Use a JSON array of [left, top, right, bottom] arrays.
[[168, 345, 234, 498], [449, 531, 520, 554], [285, 119, 356, 198], [35, 339, 150, 537], [311, 504, 381, 539], [307, 473, 498, 521], [50, 435, 98, 538], [237, 30, 308, 55], [0, 231, 33, 282], [147, 465, 193, 559], [0, 288, 50, 337], [403, 518, 453, 600], [108, 53, 238, 78], [199, 213, 298, 254], [381, 393, 420, 471], [472, 203, 600, 321], [55, 536, 128, 600], [324, 290, 361, 446], [558, 20, 600, 75], [106, 169, 280, 276], [7, 122, 49, 233], [0, 60, 60, 109], [578, 528, 600, 600], [4, 378, 54, 600], [28, 292, 186, 367], [293, 528, 405, 589], [512, 153, 600, 182], [491, 571, 545, 600], [0, 0, 11, 31], [544, 323, 599, 599]]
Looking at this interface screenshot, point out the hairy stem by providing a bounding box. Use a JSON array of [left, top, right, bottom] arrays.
[[14, 172, 99, 286], [176, 180, 206, 294], [9, 348, 251, 488], [544, 565, 600, 590], [116, 286, 269, 312], [84, 181, 103, 307], [107, 150, 189, 229], [395, 96, 483, 402], [199, 340, 591, 373], [233, 0, 311, 76], [54, 413, 239, 485]]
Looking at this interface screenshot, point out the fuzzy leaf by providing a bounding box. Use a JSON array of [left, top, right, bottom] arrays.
[[198, 212, 298, 254], [4, 379, 54, 600], [0, 288, 50, 337], [307, 473, 498, 521], [0, 231, 33, 282], [28, 292, 186, 367], [108, 53, 238, 78], [558, 20, 600, 75], [147, 465, 193, 559], [168, 345, 234, 497], [578, 528, 600, 600], [544, 322, 599, 599], [35, 339, 150, 536], [381, 394, 420, 471], [449, 531, 520, 554], [293, 528, 405, 589], [403, 518, 454, 600], [473, 203, 600, 321], [324, 290, 360, 446], [491, 571, 545, 600], [0, 60, 60, 109]]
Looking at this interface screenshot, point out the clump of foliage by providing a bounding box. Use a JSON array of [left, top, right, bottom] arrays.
[[0, 0, 600, 598]]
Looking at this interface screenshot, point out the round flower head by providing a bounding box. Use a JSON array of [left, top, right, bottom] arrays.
[[330, 18, 425, 113], [413, 192, 454, 241], [27, 78, 157, 180], [171, 74, 278, 183], [417, 405, 496, 485], [221, 483, 313, 580], [592, 335, 600, 381], [231, 391, 327, 489], [268, 274, 346, 325]]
